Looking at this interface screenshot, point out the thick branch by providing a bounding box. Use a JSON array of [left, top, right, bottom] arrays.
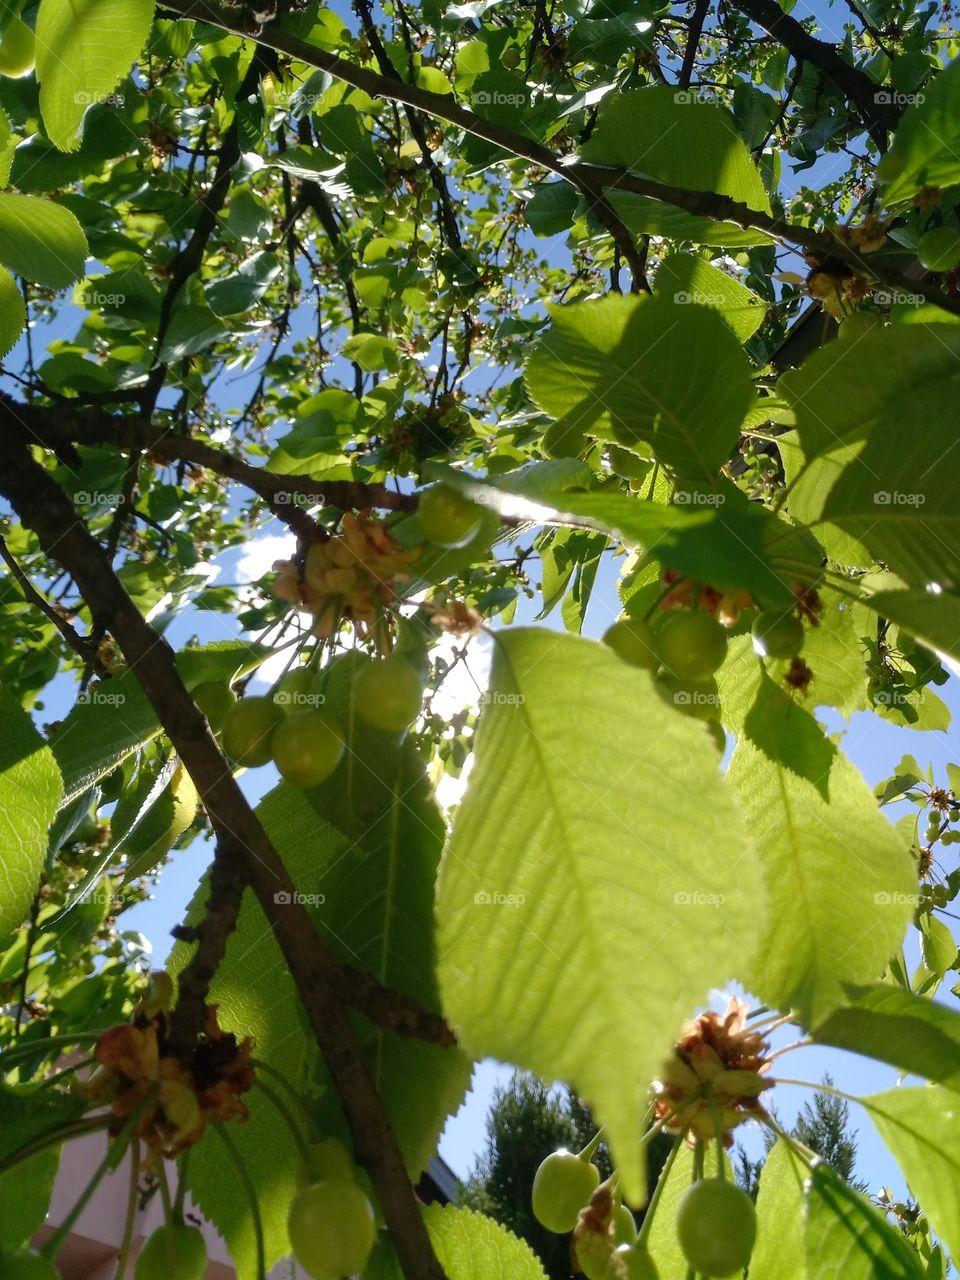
[[158, 0, 960, 317], [0, 428, 449, 1280], [732, 0, 899, 143]]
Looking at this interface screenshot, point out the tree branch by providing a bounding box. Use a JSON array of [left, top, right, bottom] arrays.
[[157, 0, 960, 317], [0, 428, 450, 1280], [0, 533, 97, 664]]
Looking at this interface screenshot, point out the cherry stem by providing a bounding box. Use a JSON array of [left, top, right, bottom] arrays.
[[213, 1119, 266, 1280], [250, 1056, 317, 1138], [706, 1091, 726, 1179], [766, 1038, 813, 1062], [579, 1128, 606, 1161], [174, 1150, 190, 1219], [115, 1139, 140, 1280], [0, 1115, 111, 1177], [636, 1134, 683, 1249], [768, 1076, 860, 1105], [0, 1031, 101, 1070], [157, 1155, 175, 1225], [252, 1076, 316, 1170], [754, 1104, 819, 1168]]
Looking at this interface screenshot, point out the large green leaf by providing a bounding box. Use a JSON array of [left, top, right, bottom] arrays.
[[36, 0, 154, 152], [865, 1086, 960, 1260], [0, 687, 63, 943], [804, 1166, 925, 1280], [654, 253, 767, 341], [813, 985, 960, 1090], [0, 194, 88, 288], [0, 265, 25, 357], [719, 640, 915, 1025], [780, 325, 960, 590], [880, 57, 960, 203], [750, 1140, 807, 1280], [524, 294, 754, 488], [0, 1145, 61, 1249], [863, 588, 960, 665], [436, 629, 765, 1202], [423, 1204, 550, 1279], [51, 642, 267, 805], [581, 86, 773, 247]]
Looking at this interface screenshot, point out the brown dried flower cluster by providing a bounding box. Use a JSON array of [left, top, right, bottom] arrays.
[[653, 997, 773, 1144], [81, 1004, 255, 1156], [272, 512, 420, 639]]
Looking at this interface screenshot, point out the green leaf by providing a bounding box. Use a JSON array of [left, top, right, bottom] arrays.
[[862, 589, 960, 665], [719, 640, 916, 1025], [0, 687, 63, 943], [121, 764, 198, 882], [35, 0, 154, 152], [205, 250, 281, 316], [0, 264, 25, 357], [423, 1204, 549, 1279], [654, 253, 767, 341], [750, 1140, 807, 1280], [525, 294, 754, 487], [0, 1143, 61, 1249], [0, 194, 88, 288], [525, 180, 580, 237], [880, 58, 960, 202], [581, 87, 773, 247], [865, 1086, 960, 1261], [341, 332, 400, 372], [919, 915, 956, 976], [436, 629, 765, 1202], [813, 985, 960, 1090], [158, 304, 229, 361], [781, 325, 960, 589], [804, 1165, 925, 1280]]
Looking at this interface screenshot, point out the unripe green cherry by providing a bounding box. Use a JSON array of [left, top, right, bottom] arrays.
[[751, 611, 804, 660], [136, 1224, 207, 1280], [271, 710, 344, 788], [614, 1203, 638, 1245], [501, 45, 521, 68], [191, 680, 237, 732], [287, 1178, 376, 1279], [531, 1149, 599, 1233], [273, 667, 324, 712], [654, 611, 728, 680], [603, 618, 659, 671], [297, 1136, 357, 1187], [604, 1244, 660, 1280], [918, 225, 960, 273], [654, 671, 720, 721], [676, 1178, 756, 1277], [417, 483, 482, 548], [222, 696, 284, 767], [353, 659, 422, 732], [0, 17, 36, 78]]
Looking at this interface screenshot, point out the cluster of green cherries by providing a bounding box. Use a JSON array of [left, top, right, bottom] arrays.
[[189, 654, 423, 788], [533, 1147, 757, 1279], [603, 603, 805, 745]]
